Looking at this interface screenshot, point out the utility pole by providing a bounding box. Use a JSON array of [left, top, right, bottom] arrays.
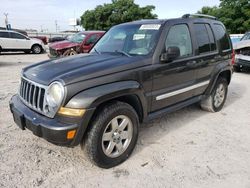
[[55, 20, 58, 33], [4, 13, 9, 29]]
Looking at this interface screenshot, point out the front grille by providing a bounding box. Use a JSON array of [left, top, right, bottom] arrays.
[[19, 77, 47, 114]]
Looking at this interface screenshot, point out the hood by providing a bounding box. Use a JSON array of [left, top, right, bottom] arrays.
[[233, 40, 250, 50], [22, 53, 148, 86], [49, 40, 80, 50]]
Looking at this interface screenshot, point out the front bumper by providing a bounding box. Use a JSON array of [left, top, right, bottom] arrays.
[[9, 95, 95, 146], [234, 54, 250, 68]]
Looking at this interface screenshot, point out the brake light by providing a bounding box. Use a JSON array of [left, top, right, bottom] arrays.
[[231, 50, 235, 65]]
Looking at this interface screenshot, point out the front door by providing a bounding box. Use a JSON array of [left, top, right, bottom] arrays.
[[9, 32, 30, 49], [151, 22, 197, 112]]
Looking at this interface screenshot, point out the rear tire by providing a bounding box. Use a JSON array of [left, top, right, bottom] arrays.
[[83, 101, 139, 168], [200, 77, 228, 112], [32, 45, 42, 54]]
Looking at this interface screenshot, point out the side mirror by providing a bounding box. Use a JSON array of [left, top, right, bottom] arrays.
[[26, 37, 30, 40], [160, 46, 180, 62]]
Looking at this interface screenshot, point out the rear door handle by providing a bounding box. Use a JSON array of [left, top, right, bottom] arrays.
[[186, 61, 197, 67]]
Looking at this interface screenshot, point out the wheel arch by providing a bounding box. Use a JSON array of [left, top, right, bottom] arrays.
[[65, 81, 147, 123], [205, 67, 232, 96]]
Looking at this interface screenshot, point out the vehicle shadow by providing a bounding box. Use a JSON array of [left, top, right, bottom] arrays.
[[134, 81, 245, 155], [0, 61, 31, 67], [0, 52, 33, 55]]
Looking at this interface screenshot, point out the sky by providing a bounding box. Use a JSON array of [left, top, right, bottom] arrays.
[[0, 0, 220, 32]]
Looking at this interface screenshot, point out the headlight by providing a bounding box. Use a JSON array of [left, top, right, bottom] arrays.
[[46, 82, 64, 108]]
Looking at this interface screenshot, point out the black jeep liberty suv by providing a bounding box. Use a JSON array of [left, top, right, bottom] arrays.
[[9, 14, 234, 168]]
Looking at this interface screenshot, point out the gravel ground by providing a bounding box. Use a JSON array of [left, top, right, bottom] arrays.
[[0, 53, 250, 188]]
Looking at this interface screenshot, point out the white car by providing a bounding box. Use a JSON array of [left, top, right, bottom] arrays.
[[233, 32, 250, 72], [0, 30, 45, 54]]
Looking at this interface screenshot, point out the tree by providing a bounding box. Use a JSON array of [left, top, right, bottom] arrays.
[[81, 0, 157, 30], [198, 0, 250, 33]]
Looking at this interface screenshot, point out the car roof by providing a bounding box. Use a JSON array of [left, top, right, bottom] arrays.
[[118, 17, 223, 26], [80, 31, 105, 35], [0, 29, 18, 33]]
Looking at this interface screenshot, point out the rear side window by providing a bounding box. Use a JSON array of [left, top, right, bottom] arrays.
[[0, 31, 10, 38], [165, 24, 193, 57], [10, 33, 26, 39], [213, 24, 231, 51], [194, 24, 216, 54]]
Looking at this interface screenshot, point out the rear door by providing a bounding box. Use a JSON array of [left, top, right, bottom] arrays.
[[191, 22, 230, 96], [0, 31, 12, 49], [151, 21, 198, 111]]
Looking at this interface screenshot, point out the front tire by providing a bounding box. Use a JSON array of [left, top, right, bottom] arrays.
[[32, 45, 42, 54], [62, 49, 77, 57], [84, 101, 139, 168], [200, 77, 228, 112]]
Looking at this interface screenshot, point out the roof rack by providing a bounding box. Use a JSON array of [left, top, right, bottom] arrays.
[[182, 13, 217, 20]]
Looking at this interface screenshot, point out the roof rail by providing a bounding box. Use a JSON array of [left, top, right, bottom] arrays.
[[182, 13, 217, 20]]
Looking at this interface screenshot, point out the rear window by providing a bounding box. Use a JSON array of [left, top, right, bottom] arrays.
[[213, 24, 231, 51], [194, 23, 216, 54], [0, 31, 10, 38]]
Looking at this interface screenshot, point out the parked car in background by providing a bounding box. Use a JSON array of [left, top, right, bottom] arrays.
[[49, 36, 66, 43], [0, 30, 45, 54], [230, 34, 244, 44], [31, 36, 48, 45], [48, 31, 105, 58], [233, 32, 250, 72]]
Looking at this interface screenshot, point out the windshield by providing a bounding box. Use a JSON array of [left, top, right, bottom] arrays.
[[92, 24, 162, 56], [69, 33, 86, 43], [241, 33, 250, 41]]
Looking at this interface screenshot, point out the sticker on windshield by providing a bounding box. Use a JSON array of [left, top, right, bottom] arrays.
[[133, 34, 146, 40], [139, 24, 161, 30]]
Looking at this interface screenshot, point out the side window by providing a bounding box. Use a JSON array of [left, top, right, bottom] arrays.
[[194, 24, 211, 54], [165, 24, 192, 57], [10, 33, 26, 39], [213, 24, 231, 51], [86, 34, 99, 45], [205, 24, 217, 51], [0, 32, 10, 38]]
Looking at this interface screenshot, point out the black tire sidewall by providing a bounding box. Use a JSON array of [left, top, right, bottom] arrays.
[[211, 78, 228, 112], [87, 103, 139, 168]]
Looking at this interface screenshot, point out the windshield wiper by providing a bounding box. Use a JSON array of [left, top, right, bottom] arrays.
[[114, 50, 131, 57]]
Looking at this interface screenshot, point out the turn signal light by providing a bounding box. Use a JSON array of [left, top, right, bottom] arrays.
[[67, 130, 76, 139], [58, 107, 85, 117]]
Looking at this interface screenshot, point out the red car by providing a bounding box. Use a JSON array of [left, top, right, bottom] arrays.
[[48, 31, 105, 58]]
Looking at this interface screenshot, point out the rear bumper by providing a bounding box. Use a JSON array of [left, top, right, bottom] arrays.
[[9, 95, 95, 146]]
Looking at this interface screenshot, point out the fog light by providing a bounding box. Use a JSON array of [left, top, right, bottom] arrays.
[[58, 107, 85, 117], [67, 130, 76, 140]]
